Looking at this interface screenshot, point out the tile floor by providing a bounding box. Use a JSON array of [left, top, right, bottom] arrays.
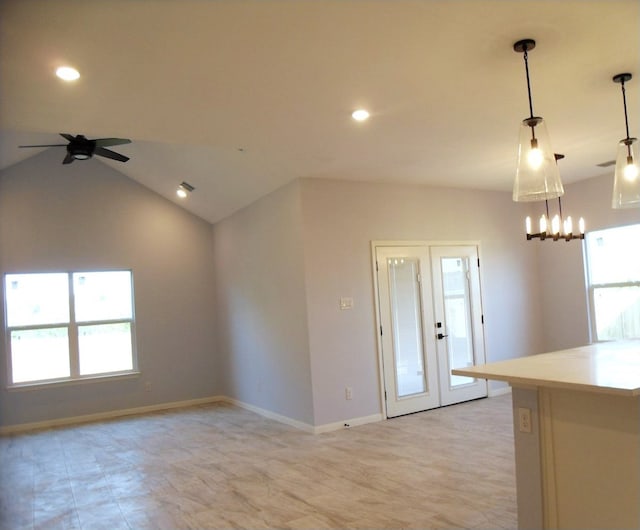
[[0, 395, 517, 529]]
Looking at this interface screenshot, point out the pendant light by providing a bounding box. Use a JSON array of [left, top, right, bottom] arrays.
[[512, 39, 564, 202], [611, 73, 640, 209]]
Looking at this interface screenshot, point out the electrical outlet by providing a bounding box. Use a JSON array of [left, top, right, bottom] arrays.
[[145, 381, 152, 392], [518, 407, 532, 433], [345, 387, 353, 400]]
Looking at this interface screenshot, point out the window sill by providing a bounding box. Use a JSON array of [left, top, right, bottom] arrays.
[[7, 371, 141, 392]]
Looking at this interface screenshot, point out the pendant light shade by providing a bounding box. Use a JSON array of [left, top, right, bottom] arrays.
[[611, 73, 640, 209], [512, 39, 564, 202], [514, 116, 563, 201]]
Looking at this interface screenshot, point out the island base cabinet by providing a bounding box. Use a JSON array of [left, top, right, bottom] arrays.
[[512, 386, 640, 530]]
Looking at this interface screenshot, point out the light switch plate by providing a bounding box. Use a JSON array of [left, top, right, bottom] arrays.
[[340, 297, 354, 310]]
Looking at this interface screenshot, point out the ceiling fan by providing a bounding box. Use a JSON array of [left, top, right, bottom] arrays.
[[19, 133, 131, 164]]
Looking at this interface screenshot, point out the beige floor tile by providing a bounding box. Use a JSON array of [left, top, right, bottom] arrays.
[[0, 395, 517, 529]]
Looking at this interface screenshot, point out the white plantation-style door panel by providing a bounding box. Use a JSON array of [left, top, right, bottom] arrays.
[[373, 242, 487, 418]]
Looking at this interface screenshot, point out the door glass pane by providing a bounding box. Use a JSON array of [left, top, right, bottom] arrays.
[[73, 271, 133, 322], [5, 273, 69, 327], [10, 327, 70, 383], [79, 323, 133, 375], [441, 257, 475, 387], [388, 258, 427, 397]]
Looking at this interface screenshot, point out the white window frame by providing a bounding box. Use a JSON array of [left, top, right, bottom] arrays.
[[4, 270, 139, 388], [585, 224, 640, 342]]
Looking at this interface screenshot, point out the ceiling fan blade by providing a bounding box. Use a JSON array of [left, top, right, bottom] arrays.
[[94, 138, 131, 148], [62, 153, 75, 164], [60, 133, 76, 142], [94, 147, 129, 162], [19, 144, 67, 148]]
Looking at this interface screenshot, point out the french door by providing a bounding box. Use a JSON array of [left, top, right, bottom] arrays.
[[374, 243, 487, 418]]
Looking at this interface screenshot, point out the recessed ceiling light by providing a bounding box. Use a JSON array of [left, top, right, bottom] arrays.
[[56, 66, 80, 81], [176, 181, 195, 199], [351, 109, 370, 122]]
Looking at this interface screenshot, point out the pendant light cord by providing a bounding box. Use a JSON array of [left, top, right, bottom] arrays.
[[619, 79, 633, 159], [523, 49, 535, 119], [620, 79, 631, 140]]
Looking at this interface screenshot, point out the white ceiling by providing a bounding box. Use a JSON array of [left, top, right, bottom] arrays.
[[1, 0, 638, 224]]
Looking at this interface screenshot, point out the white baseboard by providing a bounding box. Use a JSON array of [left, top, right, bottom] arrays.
[[5, 395, 498, 436], [0, 394, 382, 436], [0, 395, 226, 435], [219, 397, 384, 434], [221, 397, 316, 433], [313, 413, 384, 434]]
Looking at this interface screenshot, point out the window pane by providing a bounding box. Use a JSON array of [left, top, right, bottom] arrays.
[[73, 271, 133, 322], [78, 323, 133, 375], [587, 225, 640, 284], [593, 286, 640, 341], [5, 273, 69, 327], [10, 328, 70, 383]]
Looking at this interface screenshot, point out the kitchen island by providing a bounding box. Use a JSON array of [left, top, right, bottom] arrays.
[[453, 341, 640, 530]]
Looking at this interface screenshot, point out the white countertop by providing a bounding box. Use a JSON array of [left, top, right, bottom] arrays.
[[453, 341, 640, 396]]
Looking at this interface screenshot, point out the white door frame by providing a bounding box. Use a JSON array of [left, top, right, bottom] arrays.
[[371, 240, 488, 419]]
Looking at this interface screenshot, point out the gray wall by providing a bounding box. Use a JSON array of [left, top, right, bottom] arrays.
[[536, 172, 640, 351], [212, 180, 315, 425], [210, 177, 547, 427], [299, 178, 545, 425], [0, 149, 218, 427], [5, 150, 635, 430]]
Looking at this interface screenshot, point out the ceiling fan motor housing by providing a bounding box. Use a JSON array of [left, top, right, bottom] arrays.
[[68, 136, 95, 160]]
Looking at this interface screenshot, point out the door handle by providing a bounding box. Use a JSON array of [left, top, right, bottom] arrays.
[[437, 333, 448, 340]]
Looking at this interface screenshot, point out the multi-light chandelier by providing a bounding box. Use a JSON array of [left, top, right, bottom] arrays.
[[524, 154, 585, 241]]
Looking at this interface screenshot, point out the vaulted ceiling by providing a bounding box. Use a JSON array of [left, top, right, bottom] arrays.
[[1, 0, 638, 223]]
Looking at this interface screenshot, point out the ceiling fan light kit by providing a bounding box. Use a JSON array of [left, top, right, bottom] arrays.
[[611, 73, 640, 209]]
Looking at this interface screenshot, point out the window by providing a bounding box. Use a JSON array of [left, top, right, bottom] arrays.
[[4, 270, 137, 385], [585, 224, 640, 341]]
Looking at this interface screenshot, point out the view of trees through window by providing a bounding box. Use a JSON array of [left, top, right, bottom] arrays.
[[586, 224, 640, 341], [4, 270, 135, 385]]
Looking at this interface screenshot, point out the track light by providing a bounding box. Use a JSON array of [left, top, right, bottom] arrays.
[[611, 73, 639, 208], [512, 39, 564, 202]]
